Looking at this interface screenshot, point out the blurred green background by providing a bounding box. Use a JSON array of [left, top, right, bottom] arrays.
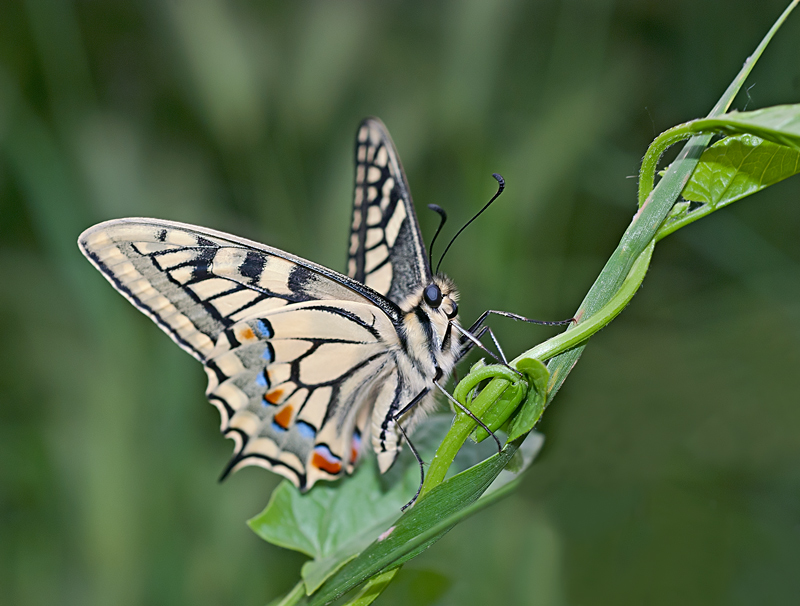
[[2, 1, 800, 604]]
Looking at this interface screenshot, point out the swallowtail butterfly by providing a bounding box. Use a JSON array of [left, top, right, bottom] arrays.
[[79, 118, 478, 492]]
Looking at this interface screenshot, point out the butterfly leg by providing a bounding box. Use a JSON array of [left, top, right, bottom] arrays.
[[468, 309, 575, 332], [484, 327, 508, 365], [395, 381, 504, 511], [396, 422, 425, 511], [456, 324, 488, 363], [452, 322, 520, 374], [393, 378, 504, 511], [457, 309, 575, 364], [393, 388, 431, 511]]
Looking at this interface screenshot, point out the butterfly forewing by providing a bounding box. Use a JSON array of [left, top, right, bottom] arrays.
[[348, 118, 431, 304], [79, 219, 404, 489]]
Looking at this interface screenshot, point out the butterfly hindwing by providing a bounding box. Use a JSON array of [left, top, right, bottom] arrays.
[[208, 300, 400, 489], [79, 218, 404, 489], [347, 118, 431, 304]]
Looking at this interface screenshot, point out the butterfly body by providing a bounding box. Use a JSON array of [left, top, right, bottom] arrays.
[[79, 118, 464, 491], [376, 275, 460, 471]]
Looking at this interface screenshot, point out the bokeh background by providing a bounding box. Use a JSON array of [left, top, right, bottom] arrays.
[[2, 1, 800, 604]]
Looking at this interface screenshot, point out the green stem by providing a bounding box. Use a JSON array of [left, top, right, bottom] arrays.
[[638, 129, 696, 208], [435, 0, 800, 509]]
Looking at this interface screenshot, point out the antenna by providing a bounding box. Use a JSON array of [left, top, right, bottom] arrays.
[[426, 204, 448, 272], [435, 173, 505, 274]]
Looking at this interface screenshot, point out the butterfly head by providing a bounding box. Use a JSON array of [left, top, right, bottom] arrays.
[[421, 276, 458, 321], [399, 274, 460, 373]]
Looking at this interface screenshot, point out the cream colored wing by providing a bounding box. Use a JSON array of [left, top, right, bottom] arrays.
[[206, 299, 400, 489], [347, 118, 432, 303], [78, 218, 404, 488]]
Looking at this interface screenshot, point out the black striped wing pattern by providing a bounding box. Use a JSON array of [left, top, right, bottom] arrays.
[[78, 218, 407, 490], [347, 118, 431, 303]]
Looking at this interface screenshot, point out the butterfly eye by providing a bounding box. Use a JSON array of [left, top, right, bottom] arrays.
[[423, 284, 443, 308], [446, 300, 458, 319]]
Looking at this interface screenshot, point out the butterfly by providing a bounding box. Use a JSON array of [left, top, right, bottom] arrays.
[[79, 118, 498, 496]]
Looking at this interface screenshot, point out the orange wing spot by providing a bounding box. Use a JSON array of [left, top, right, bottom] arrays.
[[350, 434, 362, 465], [238, 327, 256, 341], [273, 404, 294, 430], [264, 389, 284, 405], [312, 452, 342, 475]]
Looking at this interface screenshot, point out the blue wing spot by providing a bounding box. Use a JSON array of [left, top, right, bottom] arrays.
[[255, 319, 274, 338], [271, 420, 288, 433], [296, 421, 317, 439], [261, 343, 275, 363], [255, 369, 269, 388]]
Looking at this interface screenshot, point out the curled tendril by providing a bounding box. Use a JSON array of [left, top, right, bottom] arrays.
[[418, 358, 549, 501]]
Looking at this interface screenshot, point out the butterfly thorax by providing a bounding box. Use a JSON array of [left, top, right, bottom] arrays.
[[398, 275, 460, 378]]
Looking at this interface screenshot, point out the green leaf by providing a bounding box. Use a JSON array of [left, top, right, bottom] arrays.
[[484, 430, 544, 492], [354, 569, 450, 606], [657, 134, 800, 239], [305, 442, 521, 606], [248, 417, 451, 594], [684, 135, 800, 203], [342, 569, 399, 606], [559, 0, 797, 402], [639, 104, 800, 208]]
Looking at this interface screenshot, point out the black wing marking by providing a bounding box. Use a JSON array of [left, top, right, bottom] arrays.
[[347, 118, 431, 304]]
